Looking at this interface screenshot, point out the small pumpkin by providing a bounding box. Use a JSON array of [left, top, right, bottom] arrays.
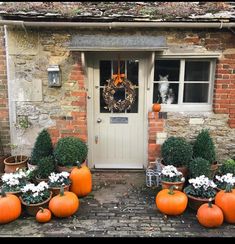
[[49, 187, 79, 218], [36, 207, 52, 223], [215, 184, 235, 224], [69, 163, 92, 197], [0, 188, 21, 224], [152, 103, 161, 112], [156, 186, 188, 216], [197, 199, 224, 228]]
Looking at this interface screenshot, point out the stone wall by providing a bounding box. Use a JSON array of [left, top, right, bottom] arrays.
[[1, 27, 235, 164], [149, 111, 235, 164], [0, 26, 10, 155]]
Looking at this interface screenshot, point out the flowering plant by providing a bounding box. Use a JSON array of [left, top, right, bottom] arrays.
[[184, 175, 217, 199], [21, 181, 51, 204], [214, 173, 235, 190], [48, 172, 71, 188], [161, 165, 185, 182], [1, 168, 30, 192]]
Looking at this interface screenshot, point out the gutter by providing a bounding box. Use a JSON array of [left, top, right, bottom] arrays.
[[0, 20, 235, 28]]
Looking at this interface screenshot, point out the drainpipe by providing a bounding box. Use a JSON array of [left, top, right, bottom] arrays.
[[0, 20, 235, 29]]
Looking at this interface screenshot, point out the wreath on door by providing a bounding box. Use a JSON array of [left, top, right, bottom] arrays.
[[103, 76, 136, 112]]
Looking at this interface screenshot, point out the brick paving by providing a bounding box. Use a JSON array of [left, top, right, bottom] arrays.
[[1, 171, 235, 237]]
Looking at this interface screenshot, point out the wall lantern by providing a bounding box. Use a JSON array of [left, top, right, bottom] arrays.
[[47, 65, 61, 87]]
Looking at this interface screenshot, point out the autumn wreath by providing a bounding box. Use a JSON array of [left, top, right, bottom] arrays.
[[103, 77, 136, 112]]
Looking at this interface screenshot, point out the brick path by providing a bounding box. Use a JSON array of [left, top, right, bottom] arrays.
[[1, 171, 235, 237]]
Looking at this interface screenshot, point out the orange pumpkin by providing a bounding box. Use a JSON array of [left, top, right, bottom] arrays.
[[156, 186, 188, 216], [215, 186, 235, 224], [152, 103, 161, 112], [49, 187, 79, 218], [0, 189, 21, 224], [197, 200, 224, 228], [69, 164, 92, 197], [36, 207, 52, 223]]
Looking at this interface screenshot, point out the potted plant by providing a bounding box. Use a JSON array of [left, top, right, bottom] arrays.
[[19, 181, 52, 216], [4, 116, 30, 173], [214, 173, 235, 191], [35, 155, 56, 183], [188, 157, 211, 178], [29, 129, 53, 170], [218, 158, 235, 175], [161, 136, 193, 178], [54, 137, 88, 172], [1, 168, 29, 196], [48, 171, 71, 196], [193, 129, 217, 176], [160, 165, 185, 191], [184, 175, 217, 211]]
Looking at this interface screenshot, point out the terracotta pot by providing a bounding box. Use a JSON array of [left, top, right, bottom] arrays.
[[185, 192, 215, 211], [49, 184, 70, 197], [4, 190, 21, 197], [27, 162, 38, 171], [35, 176, 49, 184], [161, 180, 184, 191], [4, 155, 28, 173], [210, 163, 219, 178], [20, 191, 52, 216]]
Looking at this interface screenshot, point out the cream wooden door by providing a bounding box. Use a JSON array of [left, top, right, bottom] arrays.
[[89, 52, 146, 169]]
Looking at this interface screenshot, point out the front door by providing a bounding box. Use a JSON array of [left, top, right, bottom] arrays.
[[88, 52, 146, 169]]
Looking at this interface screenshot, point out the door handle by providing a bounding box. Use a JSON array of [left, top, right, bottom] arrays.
[[97, 118, 102, 123]]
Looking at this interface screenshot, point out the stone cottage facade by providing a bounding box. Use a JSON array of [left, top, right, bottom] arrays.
[[0, 2, 235, 168]]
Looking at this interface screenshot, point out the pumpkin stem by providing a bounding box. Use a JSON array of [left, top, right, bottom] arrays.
[[39, 207, 44, 212], [168, 185, 177, 195], [59, 186, 65, 196], [76, 161, 82, 168], [1, 187, 6, 197], [225, 183, 233, 193], [208, 198, 213, 208]]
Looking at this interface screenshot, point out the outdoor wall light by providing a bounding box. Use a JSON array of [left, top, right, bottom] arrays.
[[47, 65, 61, 87]]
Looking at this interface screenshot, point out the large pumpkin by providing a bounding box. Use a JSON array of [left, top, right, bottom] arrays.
[[197, 200, 224, 228], [69, 164, 92, 197], [215, 186, 235, 224], [49, 188, 79, 218], [156, 186, 188, 215], [0, 189, 21, 224], [36, 207, 52, 223]]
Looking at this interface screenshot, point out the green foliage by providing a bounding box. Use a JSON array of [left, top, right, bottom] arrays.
[[219, 158, 235, 175], [36, 155, 55, 179], [189, 157, 211, 178], [161, 137, 193, 167], [54, 137, 88, 166], [193, 129, 216, 164], [31, 129, 53, 165]]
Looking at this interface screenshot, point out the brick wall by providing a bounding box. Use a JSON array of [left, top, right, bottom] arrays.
[[47, 53, 87, 145], [0, 26, 10, 155]]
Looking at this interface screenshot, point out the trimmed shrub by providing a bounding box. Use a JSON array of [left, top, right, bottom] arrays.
[[189, 157, 211, 178], [161, 136, 193, 167], [36, 155, 55, 179], [54, 137, 88, 166], [31, 129, 53, 165], [193, 129, 216, 164], [219, 158, 235, 175]]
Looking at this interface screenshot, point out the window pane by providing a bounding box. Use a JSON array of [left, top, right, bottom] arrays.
[[100, 61, 111, 86], [154, 60, 180, 81], [113, 60, 125, 75], [127, 88, 138, 113], [183, 83, 209, 103], [127, 60, 138, 86], [153, 83, 178, 104], [185, 61, 210, 81], [100, 88, 111, 113]]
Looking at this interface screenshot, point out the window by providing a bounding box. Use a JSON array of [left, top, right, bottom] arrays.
[[153, 58, 215, 111]]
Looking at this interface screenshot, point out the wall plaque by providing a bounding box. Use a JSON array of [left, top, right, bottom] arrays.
[[110, 117, 128, 124]]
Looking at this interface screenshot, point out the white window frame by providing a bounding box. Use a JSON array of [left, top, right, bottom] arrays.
[[152, 57, 217, 112]]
